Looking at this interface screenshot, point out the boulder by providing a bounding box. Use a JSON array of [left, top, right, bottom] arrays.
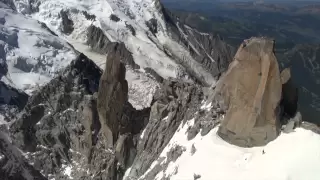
[[97, 52, 128, 148], [216, 37, 282, 147]]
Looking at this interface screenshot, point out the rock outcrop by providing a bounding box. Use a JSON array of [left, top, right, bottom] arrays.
[[216, 37, 282, 147], [105, 42, 140, 70], [97, 51, 128, 148], [60, 10, 74, 35], [0, 81, 29, 112], [86, 25, 112, 54], [86, 26, 140, 70]]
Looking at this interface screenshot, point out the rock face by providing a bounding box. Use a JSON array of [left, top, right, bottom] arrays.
[[216, 37, 282, 147], [105, 42, 140, 70], [60, 10, 74, 35], [97, 51, 128, 148], [280, 68, 298, 118], [0, 131, 47, 180], [86, 26, 140, 70], [0, 81, 29, 111], [86, 25, 111, 54]]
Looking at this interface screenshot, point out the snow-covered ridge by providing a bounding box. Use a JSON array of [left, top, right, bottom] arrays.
[[137, 116, 320, 180]]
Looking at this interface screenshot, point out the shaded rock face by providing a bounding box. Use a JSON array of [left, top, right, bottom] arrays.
[[125, 80, 205, 179], [146, 18, 158, 35], [97, 52, 128, 148], [60, 10, 74, 35], [5, 53, 149, 180], [0, 132, 47, 180], [82, 11, 96, 21], [0, 81, 29, 110], [282, 45, 320, 124], [105, 42, 140, 70], [110, 14, 120, 22], [86, 25, 111, 54], [144, 67, 164, 83], [216, 37, 282, 147], [86, 26, 140, 69], [280, 68, 298, 118], [125, 23, 136, 36], [1, 0, 16, 11]]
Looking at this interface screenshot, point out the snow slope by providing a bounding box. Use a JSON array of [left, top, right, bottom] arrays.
[[138, 115, 320, 180], [0, 2, 77, 94], [14, 0, 178, 78]]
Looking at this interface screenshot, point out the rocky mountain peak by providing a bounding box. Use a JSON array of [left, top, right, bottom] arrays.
[[215, 37, 282, 147]]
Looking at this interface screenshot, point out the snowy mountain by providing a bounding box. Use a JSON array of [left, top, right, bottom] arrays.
[[0, 0, 320, 180], [11, 0, 233, 84], [0, 1, 77, 93]]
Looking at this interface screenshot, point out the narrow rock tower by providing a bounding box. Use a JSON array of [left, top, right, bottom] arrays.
[[97, 52, 128, 148]]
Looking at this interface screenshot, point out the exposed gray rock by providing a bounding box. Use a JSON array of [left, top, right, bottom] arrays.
[[40, 22, 58, 36], [13, 56, 34, 72], [115, 134, 135, 169], [194, 174, 201, 180], [144, 67, 164, 83], [0, 131, 47, 180], [86, 26, 139, 70], [105, 42, 140, 69], [280, 68, 298, 118], [0, 81, 29, 111], [82, 11, 96, 21], [301, 122, 320, 134], [146, 18, 158, 35], [167, 145, 186, 162], [0, 43, 8, 78], [1, 0, 16, 11], [283, 120, 295, 133], [190, 144, 196, 155], [97, 52, 128, 148], [60, 10, 74, 35], [86, 25, 111, 54], [125, 22, 136, 36], [110, 14, 120, 22]]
